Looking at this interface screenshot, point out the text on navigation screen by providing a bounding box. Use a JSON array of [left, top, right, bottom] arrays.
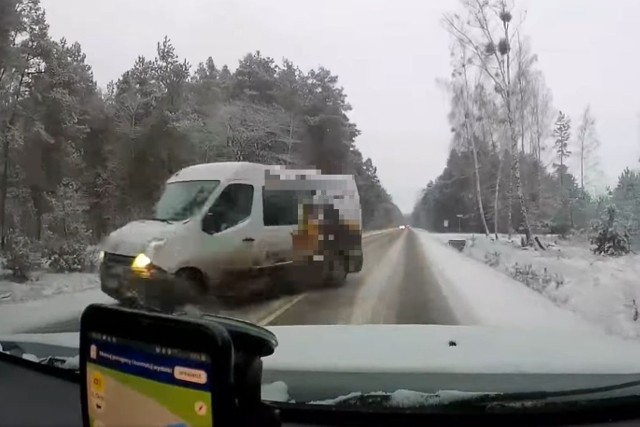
[[86, 332, 213, 427]]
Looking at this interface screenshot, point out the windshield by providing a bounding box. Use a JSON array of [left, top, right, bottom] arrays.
[[153, 180, 220, 222], [3, 0, 640, 415]]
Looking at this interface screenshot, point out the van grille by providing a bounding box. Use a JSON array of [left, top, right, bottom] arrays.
[[103, 252, 135, 267]]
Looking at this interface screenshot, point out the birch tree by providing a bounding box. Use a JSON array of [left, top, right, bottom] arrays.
[[576, 105, 601, 192], [528, 71, 553, 162], [444, 0, 534, 243], [514, 35, 537, 155], [446, 46, 491, 235]]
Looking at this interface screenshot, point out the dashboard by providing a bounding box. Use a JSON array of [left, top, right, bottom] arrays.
[[2, 356, 640, 427]]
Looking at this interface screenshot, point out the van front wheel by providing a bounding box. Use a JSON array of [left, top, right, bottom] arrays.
[[176, 268, 207, 301]]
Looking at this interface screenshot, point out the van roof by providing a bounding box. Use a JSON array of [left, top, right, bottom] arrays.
[[168, 162, 356, 187], [167, 162, 265, 183]]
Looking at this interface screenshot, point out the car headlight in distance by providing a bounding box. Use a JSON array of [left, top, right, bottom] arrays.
[[131, 253, 152, 269], [399, 225, 406, 230]]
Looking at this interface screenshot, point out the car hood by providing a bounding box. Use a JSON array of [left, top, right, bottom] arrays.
[[101, 220, 180, 256], [3, 325, 640, 402]]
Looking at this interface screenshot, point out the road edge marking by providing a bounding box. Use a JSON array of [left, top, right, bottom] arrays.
[[257, 294, 307, 326]]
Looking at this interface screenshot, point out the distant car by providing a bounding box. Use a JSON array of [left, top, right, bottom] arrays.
[[399, 225, 406, 230]]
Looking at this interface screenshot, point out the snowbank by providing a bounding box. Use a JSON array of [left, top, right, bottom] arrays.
[[0, 272, 99, 304], [429, 232, 640, 340], [415, 230, 599, 332], [308, 389, 493, 407], [0, 288, 115, 334]]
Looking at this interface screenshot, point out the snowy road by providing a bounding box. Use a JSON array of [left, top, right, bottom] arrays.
[[23, 228, 459, 333], [7, 228, 598, 336]]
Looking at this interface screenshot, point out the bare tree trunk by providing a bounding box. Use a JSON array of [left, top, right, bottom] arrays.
[[519, 83, 526, 154], [569, 200, 574, 229], [0, 68, 26, 249], [470, 134, 490, 235], [0, 129, 10, 249], [461, 62, 490, 236], [508, 115, 532, 243], [536, 122, 541, 161], [580, 138, 585, 191], [503, 16, 532, 245], [507, 156, 513, 239], [494, 150, 503, 239], [287, 114, 294, 164]]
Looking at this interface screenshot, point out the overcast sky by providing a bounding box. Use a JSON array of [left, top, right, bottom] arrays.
[[41, 0, 640, 213]]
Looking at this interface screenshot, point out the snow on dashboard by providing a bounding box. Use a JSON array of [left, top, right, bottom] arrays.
[[308, 389, 493, 407], [263, 324, 640, 375]]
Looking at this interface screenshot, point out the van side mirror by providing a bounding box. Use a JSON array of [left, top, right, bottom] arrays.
[[202, 212, 220, 235]]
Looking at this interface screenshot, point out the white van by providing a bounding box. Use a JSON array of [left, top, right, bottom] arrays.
[[99, 162, 363, 305]]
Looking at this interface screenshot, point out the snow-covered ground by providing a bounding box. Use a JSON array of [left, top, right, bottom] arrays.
[[2, 227, 631, 338], [0, 270, 114, 334], [415, 230, 600, 333], [0, 272, 99, 303], [0, 288, 115, 335], [0, 230, 393, 334], [428, 231, 640, 340]]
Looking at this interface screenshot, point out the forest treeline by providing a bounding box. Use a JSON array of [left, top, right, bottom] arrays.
[[0, 0, 402, 274]]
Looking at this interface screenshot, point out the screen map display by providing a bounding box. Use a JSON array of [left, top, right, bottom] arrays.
[[85, 332, 213, 427]]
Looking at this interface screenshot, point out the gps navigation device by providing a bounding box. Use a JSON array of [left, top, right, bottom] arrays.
[[79, 304, 279, 427]]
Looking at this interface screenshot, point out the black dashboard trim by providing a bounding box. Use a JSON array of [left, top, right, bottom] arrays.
[[272, 400, 640, 426], [2, 354, 640, 427], [0, 348, 79, 384]]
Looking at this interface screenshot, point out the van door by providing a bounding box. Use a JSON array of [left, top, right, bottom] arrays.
[[259, 189, 300, 266], [198, 182, 258, 278]]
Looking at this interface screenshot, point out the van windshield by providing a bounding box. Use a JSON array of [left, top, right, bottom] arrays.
[[153, 180, 221, 221]]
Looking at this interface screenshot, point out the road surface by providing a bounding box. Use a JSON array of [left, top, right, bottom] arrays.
[[26, 229, 458, 333]]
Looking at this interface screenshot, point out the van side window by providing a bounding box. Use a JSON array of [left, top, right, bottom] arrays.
[[204, 184, 254, 233], [263, 190, 299, 226]]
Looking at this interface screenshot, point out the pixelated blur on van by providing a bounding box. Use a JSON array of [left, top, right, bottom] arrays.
[[98, 162, 363, 305]]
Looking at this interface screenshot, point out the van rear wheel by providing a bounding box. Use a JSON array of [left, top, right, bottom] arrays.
[[324, 257, 347, 288]]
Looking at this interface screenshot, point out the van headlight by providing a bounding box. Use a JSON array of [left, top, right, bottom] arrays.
[[131, 253, 152, 269], [99, 251, 105, 263]]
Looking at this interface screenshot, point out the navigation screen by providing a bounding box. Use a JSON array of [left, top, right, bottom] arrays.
[[85, 332, 213, 427]]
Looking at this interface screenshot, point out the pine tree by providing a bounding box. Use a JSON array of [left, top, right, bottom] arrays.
[[553, 111, 571, 186]]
